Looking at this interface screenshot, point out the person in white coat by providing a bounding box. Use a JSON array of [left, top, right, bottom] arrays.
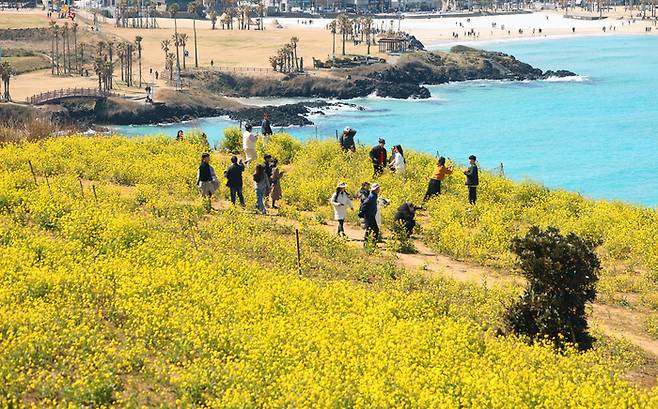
[[242, 123, 258, 164], [330, 182, 353, 236], [389, 144, 405, 175]]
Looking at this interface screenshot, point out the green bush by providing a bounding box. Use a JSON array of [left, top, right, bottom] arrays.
[[505, 226, 600, 350], [219, 127, 242, 153], [258, 133, 302, 164], [185, 128, 210, 151]]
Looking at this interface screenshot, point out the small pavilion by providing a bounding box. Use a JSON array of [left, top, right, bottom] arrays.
[[377, 37, 409, 54]]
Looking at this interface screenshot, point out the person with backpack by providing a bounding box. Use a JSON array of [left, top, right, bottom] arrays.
[[224, 155, 245, 207], [330, 182, 353, 236], [339, 127, 356, 152], [359, 183, 380, 243], [357, 181, 370, 228], [464, 154, 479, 205], [369, 138, 387, 176], [424, 156, 453, 201], [197, 153, 218, 198]]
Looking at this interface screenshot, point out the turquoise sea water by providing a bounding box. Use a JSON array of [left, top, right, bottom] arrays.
[[115, 35, 658, 206]]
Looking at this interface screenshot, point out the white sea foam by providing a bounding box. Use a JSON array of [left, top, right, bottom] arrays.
[[542, 75, 590, 83]]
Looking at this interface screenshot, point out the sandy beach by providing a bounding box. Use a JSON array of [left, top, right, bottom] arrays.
[[3, 7, 658, 101]]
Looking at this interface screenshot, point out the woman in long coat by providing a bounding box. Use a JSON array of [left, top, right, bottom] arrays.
[[270, 159, 282, 209]]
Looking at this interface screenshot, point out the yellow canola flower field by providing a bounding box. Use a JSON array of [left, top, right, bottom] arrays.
[[0, 135, 657, 407]]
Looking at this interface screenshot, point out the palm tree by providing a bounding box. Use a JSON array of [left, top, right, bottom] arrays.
[[166, 52, 175, 80], [93, 57, 104, 91], [179, 33, 188, 70], [54, 24, 60, 75], [49, 21, 56, 75], [364, 16, 373, 55], [328, 20, 337, 59], [161, 39, 170, 71], [117, 42, 126, 82], [290, 36, 299, 71], [0, 61, 13, 101], [72, 22, 79, 74], [187, 1, 200, 68], [135, 36, 143, 87], [168, 3, 181, 81], [257, 1, 266, 30], [337, 14, 351, 56]]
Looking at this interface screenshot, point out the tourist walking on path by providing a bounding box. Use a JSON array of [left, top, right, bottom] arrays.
[[242, 124, 257, 164], [269, 159, 282, 209], [261, 112, 273, 145], [253, 164, 270, 214], [394, 202, 418, 237], [359, 183, 380, 243], [357, 181, 370, 229], [176, 130, 185, 141], [330, 182, 353, 236], [224, 155, 245, 207], [369, 138, 387, 177], [464, 155, 479, 205], [339, 127, 356, 152], [197, 153, 218, 198], [389, 145, 405, 175], [424, 156, 453, 201]]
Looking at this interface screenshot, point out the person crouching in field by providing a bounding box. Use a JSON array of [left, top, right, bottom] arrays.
[[242, 123, 258, 164], [464, 155, 479, 205], [424, 156, 453, 201], [197, 153, 218, 198], [394, 202, 419, 237], [224, 155, 245, 207], [359, 183, 380, 244], [253, 164, 270, 215], [340, 127, 357, 152], [330, 182, 353, 237]]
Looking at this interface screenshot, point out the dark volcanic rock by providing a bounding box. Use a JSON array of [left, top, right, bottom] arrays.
[[542, 69, 578, 79], [229, 101, 350, 127]]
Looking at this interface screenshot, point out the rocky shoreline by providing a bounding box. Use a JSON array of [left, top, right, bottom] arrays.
[[3, 46, 576, 129]]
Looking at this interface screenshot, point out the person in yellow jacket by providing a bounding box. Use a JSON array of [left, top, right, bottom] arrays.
[[424, 156, 453, 201]]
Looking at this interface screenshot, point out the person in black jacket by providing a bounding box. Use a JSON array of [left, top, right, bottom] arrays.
[[339, 127, 356, 152], [394, 202, 418, 237], [224, 155, 245, 206], [261, 112, 273, 144], [197, 153, 218, 198], [369, 138, 387, 177], [464, 155, 479, 205], [359, 183, 380, 243]]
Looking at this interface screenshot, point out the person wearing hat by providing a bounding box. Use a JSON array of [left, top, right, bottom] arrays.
[[464, 154, 479, 205], [330, 182, 353, 236], [242, 123, 258, 164], [339, 127, 357, 152], [369, 138, 387, 177], [359, 183, 381, 243]]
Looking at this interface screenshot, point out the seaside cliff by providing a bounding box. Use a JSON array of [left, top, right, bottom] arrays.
[[10, 47, 576, 128]]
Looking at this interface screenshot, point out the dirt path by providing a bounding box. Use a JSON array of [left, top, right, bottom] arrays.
[[76, 179, 658, 381], [316, 217, 658, 365]]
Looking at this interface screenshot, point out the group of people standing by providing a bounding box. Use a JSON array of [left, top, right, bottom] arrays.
[[335, 128, 480, 244], [196, 112, 282, 214], [198, 122, 480, 247]]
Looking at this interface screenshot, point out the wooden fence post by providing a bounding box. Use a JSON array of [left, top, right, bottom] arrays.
[[28, 161, 38, 186], [296, 228, 302, 275]]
